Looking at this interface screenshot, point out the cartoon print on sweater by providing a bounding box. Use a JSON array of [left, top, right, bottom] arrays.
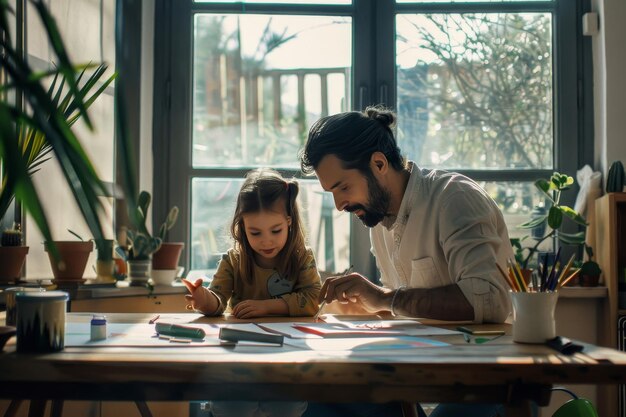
[[267, 271, 294, 297]]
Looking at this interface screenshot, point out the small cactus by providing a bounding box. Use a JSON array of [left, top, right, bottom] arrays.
[[1, 223, 23, 246]]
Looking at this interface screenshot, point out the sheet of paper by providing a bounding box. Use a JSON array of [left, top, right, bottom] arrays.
[[256, 322, 323, 339], [257, 319, 459, 339], [65, 322, 226, 347], [283, 336, 449, 352], [292, 323, 405, 338], [321, 315, 461, 336]]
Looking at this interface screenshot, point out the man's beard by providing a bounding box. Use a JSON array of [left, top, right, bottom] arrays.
[[345, 170, 391, 227]]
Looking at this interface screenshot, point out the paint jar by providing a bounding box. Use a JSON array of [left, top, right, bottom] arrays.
[[16, 291, 69, 352], [90, 315, 107, 341]]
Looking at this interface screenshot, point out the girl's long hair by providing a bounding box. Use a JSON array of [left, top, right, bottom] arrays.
[[230, 168, 307, 284]]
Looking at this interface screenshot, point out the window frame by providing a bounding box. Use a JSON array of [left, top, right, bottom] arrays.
[[153, 0, 594, 277]]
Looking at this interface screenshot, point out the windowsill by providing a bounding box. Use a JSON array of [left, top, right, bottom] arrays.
[[558, 286, 607, 298]]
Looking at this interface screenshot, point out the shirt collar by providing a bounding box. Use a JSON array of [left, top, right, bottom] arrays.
[[380, 161, 417, 230]]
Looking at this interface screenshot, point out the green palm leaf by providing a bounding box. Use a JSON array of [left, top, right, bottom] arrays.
[[1, 0, 123, 250]]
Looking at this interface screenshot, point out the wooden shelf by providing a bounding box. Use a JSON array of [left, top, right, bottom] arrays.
[[558, 286, 607, 298], [595, 192, 626, 417]]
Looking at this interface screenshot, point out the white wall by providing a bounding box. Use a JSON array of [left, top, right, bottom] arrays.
[[593, 0, 626, 181]]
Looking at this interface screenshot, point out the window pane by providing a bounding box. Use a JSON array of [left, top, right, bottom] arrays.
[[396, 13, 553, 170], [190, 178, 350, 275], [24, 0, 116, 280], [195, 0, 350, 4], [192, 14, 352, 168], [397, 1, 548, 3], [485, 181, 556, 263]]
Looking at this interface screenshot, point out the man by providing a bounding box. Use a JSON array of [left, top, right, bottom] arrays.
[[300, 106, 513, 323], [299, 107, 514, 417]]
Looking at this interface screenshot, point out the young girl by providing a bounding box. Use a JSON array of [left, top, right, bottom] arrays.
[[183, 167, 321, 318], [182, 168, 321, 417]]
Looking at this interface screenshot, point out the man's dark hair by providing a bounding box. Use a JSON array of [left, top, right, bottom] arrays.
[[299, 106, 405, 175]]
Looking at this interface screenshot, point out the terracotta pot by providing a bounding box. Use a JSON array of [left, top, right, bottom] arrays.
[[45, 241, 94, 282], [0, 246, 29, 283], [152, 242, 184, 270], [579, 274, 600, 287]]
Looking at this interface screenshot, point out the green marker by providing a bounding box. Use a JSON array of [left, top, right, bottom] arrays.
[[155, 322, 206, 339]]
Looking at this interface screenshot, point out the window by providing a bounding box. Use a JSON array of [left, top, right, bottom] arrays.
[[156, 0, 591, 278], [6, 1, 117, 279]]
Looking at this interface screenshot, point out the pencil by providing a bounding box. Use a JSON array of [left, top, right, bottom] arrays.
[[508, 259, 528, 292], [496, 262, 519, 292], [313, 265, 353, 322], [559, 269, 580, 288], [556, 254, 576, 287], [312, 301, 326, 322]]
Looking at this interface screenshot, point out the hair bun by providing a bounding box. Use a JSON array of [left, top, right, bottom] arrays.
[[365, 106, 396, 129]]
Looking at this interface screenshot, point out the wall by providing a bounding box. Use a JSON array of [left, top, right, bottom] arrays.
[[593, 0, 626, 180]]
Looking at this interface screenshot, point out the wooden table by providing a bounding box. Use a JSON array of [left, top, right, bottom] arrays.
[[1, 313, 626, 417]]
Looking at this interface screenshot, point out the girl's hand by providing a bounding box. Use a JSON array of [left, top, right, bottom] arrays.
[[182, 278, 218, 313], [231, 299, 274, 319]]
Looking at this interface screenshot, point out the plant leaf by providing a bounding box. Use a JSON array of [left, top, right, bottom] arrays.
[[547, 206, 563, 229], [557, 231, 586, 245]]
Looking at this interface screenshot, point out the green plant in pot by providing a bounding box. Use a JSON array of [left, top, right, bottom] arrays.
[[516, 172, 588, 272], [0, 223, 28, 283], [578, 244, 602, 287], [94, 238, 116, 284], [151, 204, 183, 284], [124, 191, 163, 286], [44, 230, 94, 285], [150, 205, 182, 286]]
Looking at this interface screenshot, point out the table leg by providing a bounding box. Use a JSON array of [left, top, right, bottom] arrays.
[[3, 400, 23, 417], [27, 400, 46, 417], [50, 400, 63, 417], [134, 401, 153, 417]]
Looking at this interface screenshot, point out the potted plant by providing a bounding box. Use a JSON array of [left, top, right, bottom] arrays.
[[94, 238, 116, 284], [44, 230, 94, 285], [0, 223, 28, 284], [516, 172, 588, 271], [152, 205, 182, 269], [578, 244, 602, 287], [124, 191, 163, 286]]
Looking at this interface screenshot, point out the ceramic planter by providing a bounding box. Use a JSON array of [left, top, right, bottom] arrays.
[[127, 259, 152, 286]]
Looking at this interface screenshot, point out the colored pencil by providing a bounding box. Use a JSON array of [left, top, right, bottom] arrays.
[[556, 254, 576, 288], [496, 262, 519, 292], [559, 268, 581, 288], [508, 259, 527, 292]]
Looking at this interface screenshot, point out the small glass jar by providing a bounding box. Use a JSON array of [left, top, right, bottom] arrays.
[[90, 315, 107, 341]]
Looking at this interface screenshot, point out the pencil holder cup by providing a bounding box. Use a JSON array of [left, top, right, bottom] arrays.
[[510, 291, 558, 344], [15, 291, 69, 352]]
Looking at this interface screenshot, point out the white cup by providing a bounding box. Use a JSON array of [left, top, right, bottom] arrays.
[[510, 291, 559, 343], [151, 269, 177, 286], [16, 291, 69, 352]]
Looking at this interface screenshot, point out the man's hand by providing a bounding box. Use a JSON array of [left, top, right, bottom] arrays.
[[319, 272, 393, 313]]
